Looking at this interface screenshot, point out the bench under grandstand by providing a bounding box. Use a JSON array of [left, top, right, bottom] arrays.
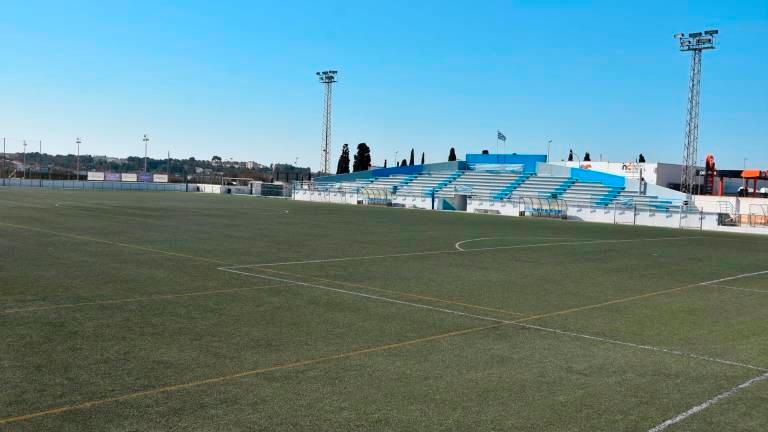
[[314, 158, 680, 212]]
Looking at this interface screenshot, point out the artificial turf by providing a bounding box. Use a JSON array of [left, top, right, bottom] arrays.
[[1, 188, 766, 431]]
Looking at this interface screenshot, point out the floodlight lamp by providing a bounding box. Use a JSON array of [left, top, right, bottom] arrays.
[[688, 32, 702, 38]]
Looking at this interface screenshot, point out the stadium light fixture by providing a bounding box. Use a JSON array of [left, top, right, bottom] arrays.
[[675, 29, 719, 197], [316, 70, 339, 174]]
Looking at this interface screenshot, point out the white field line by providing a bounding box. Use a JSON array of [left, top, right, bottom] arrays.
[[219, 268, 504, 324], [647, 372, 768, 432], [218, 267, 767, 373], [222, 236, 705, 269], [708, 284, 768, 294], [699, 270, 768, 286], [454, 237, 580, 251]]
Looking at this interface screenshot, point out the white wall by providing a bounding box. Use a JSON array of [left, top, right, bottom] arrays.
[[693, 195, 768, 215], [293, 188, 765, 234], [293, 189, 360, 204]]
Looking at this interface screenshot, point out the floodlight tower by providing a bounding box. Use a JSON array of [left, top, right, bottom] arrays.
[[316, 70, 338, 174], [675, 30, 718, 198]]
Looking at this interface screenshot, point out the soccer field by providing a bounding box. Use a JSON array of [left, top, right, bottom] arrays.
[[1, 188, 766, 431]]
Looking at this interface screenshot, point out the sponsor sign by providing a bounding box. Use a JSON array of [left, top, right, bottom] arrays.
[[122, 173, 137, 182], [138, 173, 153, 182], [105, 172, 121, 181], [87, 171, 105, 181], [153, 174, 168, 183]]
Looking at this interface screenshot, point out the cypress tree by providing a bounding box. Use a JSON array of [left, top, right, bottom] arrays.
[[448, 147, 457, 161], [336, 144, 350, 174]]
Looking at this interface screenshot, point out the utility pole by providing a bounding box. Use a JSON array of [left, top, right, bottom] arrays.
[[76, 137, 81, 181], [316, 70, 338, 174], [167, 151, 171, 178], [675, 30, 718, 199], [547, 139, 552, 163], [143, 134, 150, 172], [2, 138, 5, 180], [22, 140, 27, 179]]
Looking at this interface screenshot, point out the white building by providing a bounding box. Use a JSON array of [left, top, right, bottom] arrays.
[[551, 161, 692, 190]]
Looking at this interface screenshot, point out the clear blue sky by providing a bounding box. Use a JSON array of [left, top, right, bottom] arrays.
[[1, 0, 766, 170]]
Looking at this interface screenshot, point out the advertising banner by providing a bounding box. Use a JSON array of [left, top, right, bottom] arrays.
[[105, 172, 121, 181], [138, 173, 153, 182], [122, 173, 137, 182], [153, 174, 169, 183], [87, 172, 105, 181]]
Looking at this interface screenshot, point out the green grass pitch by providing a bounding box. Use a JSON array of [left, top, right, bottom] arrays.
[[1, 188, 767, 431]]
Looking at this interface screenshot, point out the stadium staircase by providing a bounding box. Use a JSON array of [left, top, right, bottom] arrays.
[[366, 174, 415, 191], [510, 176, 573, 199], [395, 172, 460, 197], [435, 171, 530, 200]]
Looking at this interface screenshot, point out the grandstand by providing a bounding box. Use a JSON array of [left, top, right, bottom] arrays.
[[286, 152, 768, 233], [310, 153, 684, 211]]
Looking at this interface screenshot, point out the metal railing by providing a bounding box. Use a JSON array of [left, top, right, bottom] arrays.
[[748, 204, 768, 228], [517, 196, 567, 218], [0, 178, 188, 192]]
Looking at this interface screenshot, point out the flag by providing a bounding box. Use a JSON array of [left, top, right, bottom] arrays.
[[497, 131, 506, 142]]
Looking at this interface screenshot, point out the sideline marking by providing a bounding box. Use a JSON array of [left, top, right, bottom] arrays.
[[224, 236, 705, 269], [707, 284, 768, 294], [219, 267, 767, 372], [0, 323, 505, 426], [647, 372, 768, 432], [454, 236, 579, 251], [0, 284, 288, 315]]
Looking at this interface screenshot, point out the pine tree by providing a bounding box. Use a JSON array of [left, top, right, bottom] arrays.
[[584, 152, 591, 162], [409, 149, 415, 166], [448, 147, 457, 161], [638, 153, 646, 163], [568, 150, 574, 162], [384, 159, 387, 168], [401, 158, 408, 167], [421, 152, 425, 165]]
